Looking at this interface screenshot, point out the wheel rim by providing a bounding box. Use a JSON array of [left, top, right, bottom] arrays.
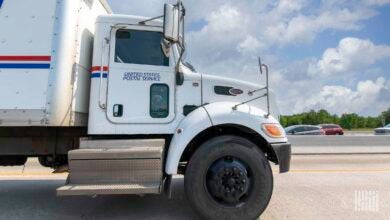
[[205, 156, 252, 207]]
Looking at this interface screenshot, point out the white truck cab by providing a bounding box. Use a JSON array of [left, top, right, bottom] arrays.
[[0, 1, 290, 219]]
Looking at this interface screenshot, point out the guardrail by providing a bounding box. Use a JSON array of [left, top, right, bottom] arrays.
[[288, 135, 390, 154]]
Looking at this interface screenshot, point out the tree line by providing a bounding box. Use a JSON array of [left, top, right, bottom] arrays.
[[280, 108, 390, 130]]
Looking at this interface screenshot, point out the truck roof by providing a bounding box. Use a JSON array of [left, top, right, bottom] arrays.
[[96, 14, 163, 26]]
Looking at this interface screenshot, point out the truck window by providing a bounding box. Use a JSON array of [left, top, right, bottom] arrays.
[[115, 29, 169, 66], [150, 84, 169, 118]]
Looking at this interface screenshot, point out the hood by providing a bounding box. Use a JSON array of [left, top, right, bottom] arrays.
[[201, 73, 281, 120]]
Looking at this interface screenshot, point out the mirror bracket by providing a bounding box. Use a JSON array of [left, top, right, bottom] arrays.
[[161, 39, 171, 57], [138, 15, 164, 25]]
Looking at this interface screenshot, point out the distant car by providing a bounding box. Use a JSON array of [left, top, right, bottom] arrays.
[[374, 124, 390, 135], [318, 124, 344, 135], [285, 125, 325, 135]]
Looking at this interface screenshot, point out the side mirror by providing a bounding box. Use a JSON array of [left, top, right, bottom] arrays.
[[164, 4, 180, 43]]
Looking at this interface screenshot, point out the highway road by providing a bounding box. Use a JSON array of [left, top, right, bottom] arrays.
[[289, 135, 390, 154], [0, 155, 389, 220]]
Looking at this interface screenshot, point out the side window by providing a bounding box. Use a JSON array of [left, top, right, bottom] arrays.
[[295, 127, 305, 132], [150, 84, 169, 118], [115, 29, 169, 66], [307, 127, 316, 131]]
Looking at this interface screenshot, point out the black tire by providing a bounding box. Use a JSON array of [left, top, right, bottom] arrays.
[[38, 156, 51, 167], [38, 155, 67, 168], [185, 135, 273, 220]]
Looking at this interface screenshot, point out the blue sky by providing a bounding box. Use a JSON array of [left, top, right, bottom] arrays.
[[108, 0, 390, 116]]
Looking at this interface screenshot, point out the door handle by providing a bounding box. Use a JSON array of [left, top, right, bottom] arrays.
[[113, 104, 123, 117], [98, 40, 108, 109]]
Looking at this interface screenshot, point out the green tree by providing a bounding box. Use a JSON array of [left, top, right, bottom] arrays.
[[365, 116, 381, 128], [380, 108, 390, 126], [280, 115, 288, 127], [280, 109, 388, 129]]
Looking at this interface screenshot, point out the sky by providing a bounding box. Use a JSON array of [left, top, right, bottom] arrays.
[[107, 0, 390, 116]]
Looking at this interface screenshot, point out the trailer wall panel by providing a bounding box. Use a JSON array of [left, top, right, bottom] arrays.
[[0, 0, 56, 125], [0, 0, 110, 126]]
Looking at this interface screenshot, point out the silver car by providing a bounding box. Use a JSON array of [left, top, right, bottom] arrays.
[[285, 125, 325, 135], [374, 124, 390, 135]]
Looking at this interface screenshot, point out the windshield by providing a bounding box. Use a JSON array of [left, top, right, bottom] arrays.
[[386, 124, 390, 128]]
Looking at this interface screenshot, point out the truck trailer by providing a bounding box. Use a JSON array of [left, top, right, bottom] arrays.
[[0, 0, 291, 219]]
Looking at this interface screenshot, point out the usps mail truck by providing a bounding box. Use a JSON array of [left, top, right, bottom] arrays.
[[0, 1, 291, 219]]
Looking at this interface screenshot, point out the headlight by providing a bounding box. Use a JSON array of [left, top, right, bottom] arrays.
[[262, 123, 285, 138]]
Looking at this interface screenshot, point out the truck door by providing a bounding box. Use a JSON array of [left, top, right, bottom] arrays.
[[106, 26, 175, 124]]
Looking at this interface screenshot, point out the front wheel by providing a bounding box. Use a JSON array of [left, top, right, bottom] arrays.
[[185, 135, 273, 220]]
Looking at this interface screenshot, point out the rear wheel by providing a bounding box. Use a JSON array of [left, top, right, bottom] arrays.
[[185, 135, 273, 220], [38, 155, 67, 168]]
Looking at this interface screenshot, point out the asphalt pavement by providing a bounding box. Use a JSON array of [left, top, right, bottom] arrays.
[[0, 155, 389, 220], [289, 135, 390, 154]]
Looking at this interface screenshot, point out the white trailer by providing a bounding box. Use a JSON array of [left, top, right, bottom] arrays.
[[0, 1, 291, 219], [0, 0, 110, 165]]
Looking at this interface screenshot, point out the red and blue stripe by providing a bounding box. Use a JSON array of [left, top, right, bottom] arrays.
[[0, 56, 51, 69], [91, 66, 109, 78]]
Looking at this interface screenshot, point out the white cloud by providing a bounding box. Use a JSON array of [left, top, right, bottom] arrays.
[[271, 0, 309, 16], [107, 0, 174, 17], [292, 77, 389, 115], [108, 1, 382, 57], [237, 36, 264, 54], [363, 0, 390, 6], [106, 0, 390, 115], [263, 8, 376, 45], [309, 38, 390, 76], [185, 4, 253, 74], [321, 0, 390, 9], [183, 0, 381, 75], [206, 5, 243, 33]]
